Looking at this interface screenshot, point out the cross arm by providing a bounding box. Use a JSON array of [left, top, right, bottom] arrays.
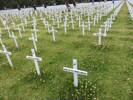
[[0, 50, 12, 55], [63, 67, 88, 76], [10, 35, 17, 39], [29, 37, 37, 41], [93, 33, 100, 36], [26, 56, 42, 61]]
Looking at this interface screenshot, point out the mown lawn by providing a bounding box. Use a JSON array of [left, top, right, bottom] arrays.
[[0, 3, 133, 100]]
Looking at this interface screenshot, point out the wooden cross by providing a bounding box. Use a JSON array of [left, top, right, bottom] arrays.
[[63, 59, 88, 87], [26, 49, 42, 76]]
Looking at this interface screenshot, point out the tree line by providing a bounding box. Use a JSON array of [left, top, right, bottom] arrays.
[[0, 0, 107, 10]]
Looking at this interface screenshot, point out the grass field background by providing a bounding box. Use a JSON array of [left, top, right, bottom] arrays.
[[0, 2, 133, 100]]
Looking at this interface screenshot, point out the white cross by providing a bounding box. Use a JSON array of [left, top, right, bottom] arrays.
[[96, 14, 99, 23], [3, 20, 7, 30], [52, 17, 55, 25], [6, 26, 11, 37], [108, 18, 113, 28], [29, 33, 37, 51], [57, 17, 60, 29], [21, 23, 25, 32], [64, 20, 68, 35], [0, 44, 13, 68], [78, 16, 81, 27], [101, 24, 107, 37], [51, 27, 57, 42], [71, 17, 75, 30], [63, 59, 88, 87], [15, 25, 22, 38], [26, 49, 42, 76], [104, 21, 109, 31], [18, 26, 22, 38], [93, 16, 96, 26], [33, 24, 38, 41], [12, 22, 16, 29], [93, 28, 104, 45], [24, 18, 28, 27], [64, 15, 68, 34], [10, 32, 19, 48], [42, 18, 47, 28], [87, 20, 92, 31], [46, 22, 50, 33], [82, 21, 87, 36]]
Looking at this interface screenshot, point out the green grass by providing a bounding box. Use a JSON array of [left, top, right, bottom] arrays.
[[0, 3, 133, 100]]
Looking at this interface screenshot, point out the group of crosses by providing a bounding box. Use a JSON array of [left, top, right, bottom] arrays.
[[0, 1, 124, 87], [127, 0, 133, 20], [93, 2, 124, 45]]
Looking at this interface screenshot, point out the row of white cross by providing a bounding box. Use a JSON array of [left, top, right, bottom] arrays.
[[93, 2, 124, 46], [0, 42, 87, 87], [0, 1, 122, 87], [0, 1, 121, 45], [127, 1, 133, 20]]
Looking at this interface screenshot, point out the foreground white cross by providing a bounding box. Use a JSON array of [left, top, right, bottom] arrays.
[[0, 44, 13, 68], [26, 49, 42, 76], [63, 59, 88, 87]]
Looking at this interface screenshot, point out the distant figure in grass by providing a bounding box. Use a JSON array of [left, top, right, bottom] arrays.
[[33, 5, 37, 11], [73, 0, 76, 8], [65, 0, 76, 11], [65, 0, 71, 11], [17, 5, 21, 11], [43, 0, 48, 8]]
